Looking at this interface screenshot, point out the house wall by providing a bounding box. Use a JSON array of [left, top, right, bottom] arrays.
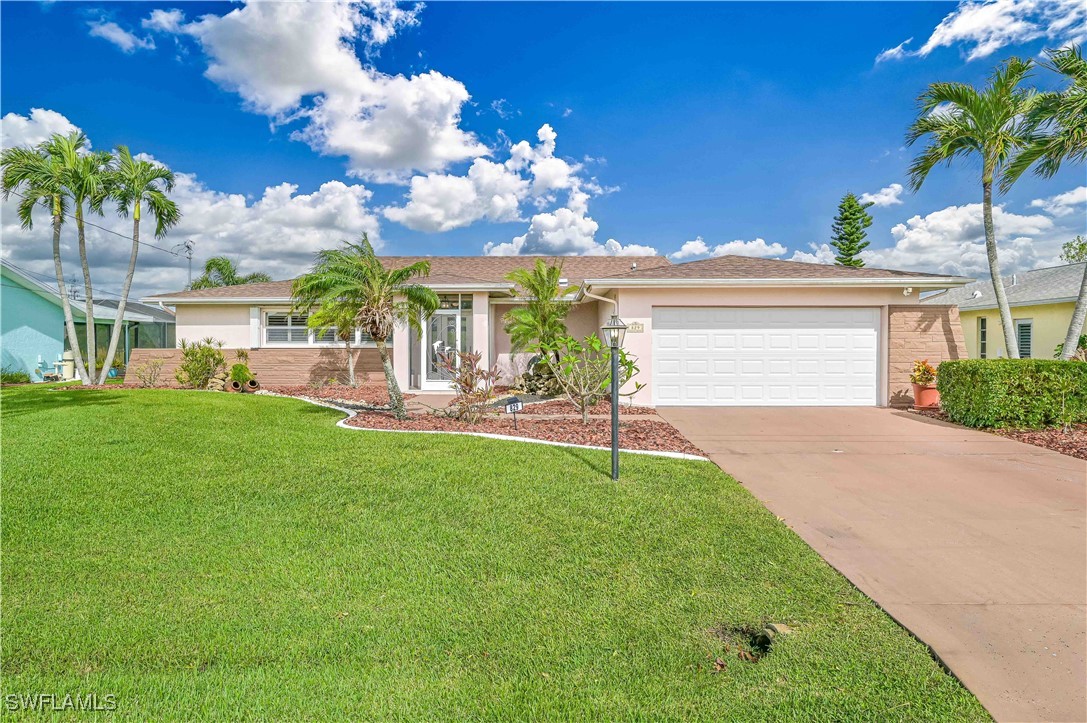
[[490, 300, 601, 383], [958, 302, 1081, 359], [125, 347, 383, 387], [886, 305, 967, 407], [0, 282, 64, 380], [175, 304, 252, 348], [612, 286, 928, 407]]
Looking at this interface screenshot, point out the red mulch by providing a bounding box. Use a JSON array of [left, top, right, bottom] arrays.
[[343, 411, 703, 456], [517, 398, 658, 416], [910, 408, 1087, 461], [264, 384, 412, 406]]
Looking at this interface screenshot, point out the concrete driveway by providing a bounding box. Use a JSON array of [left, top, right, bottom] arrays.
[[658, 407, 1086, 723]]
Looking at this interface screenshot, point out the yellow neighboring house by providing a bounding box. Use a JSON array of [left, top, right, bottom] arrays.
[[923, 262, 1086, 359]]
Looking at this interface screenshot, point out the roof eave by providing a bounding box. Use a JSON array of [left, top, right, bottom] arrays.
[[584, 276, 971, 289]]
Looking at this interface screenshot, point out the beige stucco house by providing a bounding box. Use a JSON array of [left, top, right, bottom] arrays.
[[138, 255, 969, 407], [922, 263, 1087, 360]]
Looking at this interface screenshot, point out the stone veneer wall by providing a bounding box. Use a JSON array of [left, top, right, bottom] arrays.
[[887, 305, 966, 407], [124, 347, 383, 387]]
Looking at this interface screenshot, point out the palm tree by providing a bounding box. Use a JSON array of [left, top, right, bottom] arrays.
[[307, 301, 362, 387], [1003, 46, 1087, 361], [98, 146, 181, 383], [291, 236, 439, 419], [1, 133, 91, 383], [190, 256, 272, 289], [54, 135, 114, 376], [502, 259, 579, 354], [906, 58, 1037, 358]]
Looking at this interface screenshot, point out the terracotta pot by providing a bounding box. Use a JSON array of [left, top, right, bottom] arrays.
[[245, 379, 260, 393], [226, 380, 243, 393], [912, 382, 940, 410]]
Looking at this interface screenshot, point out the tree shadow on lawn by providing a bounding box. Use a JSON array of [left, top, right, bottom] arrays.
[[0, 387, 125, 418]]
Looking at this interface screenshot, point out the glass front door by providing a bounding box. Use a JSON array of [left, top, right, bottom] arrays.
[[425, 311, 460, 387]]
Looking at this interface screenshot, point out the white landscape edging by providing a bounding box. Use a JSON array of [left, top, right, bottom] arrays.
[[257, 391, 710, 462]]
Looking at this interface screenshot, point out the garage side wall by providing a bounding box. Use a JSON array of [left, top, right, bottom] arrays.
[[887, 305, 966, 407]]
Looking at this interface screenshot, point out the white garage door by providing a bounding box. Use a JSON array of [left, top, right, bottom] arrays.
[[652, 307, 879, 406]]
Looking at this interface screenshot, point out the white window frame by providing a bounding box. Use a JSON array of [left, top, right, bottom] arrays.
[[978, 317, 987, 359], [261, 308, 376, 348], [1014, 318, 1033, 359]]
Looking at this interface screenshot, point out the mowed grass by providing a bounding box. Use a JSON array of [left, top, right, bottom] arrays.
[[0, 385, 988, 721]]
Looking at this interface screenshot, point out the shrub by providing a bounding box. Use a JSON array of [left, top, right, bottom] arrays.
[[175, 338, 226, 389], [910, 359, 937, 385], [540, 333, 644, 424], [436, 349, 501, 424], [229, 364, 254, 383], [937, 359, 1087, 429], [131, 358, 165, 388], [1, 368, 33, 385]]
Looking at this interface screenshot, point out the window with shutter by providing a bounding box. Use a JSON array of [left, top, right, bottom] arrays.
[[1015, 320, 1032, 358]]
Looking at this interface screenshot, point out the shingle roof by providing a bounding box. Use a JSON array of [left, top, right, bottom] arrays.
[[589, 255, 965, 281], [922, 263, 1087, 310], [143, 255, 670, 301]]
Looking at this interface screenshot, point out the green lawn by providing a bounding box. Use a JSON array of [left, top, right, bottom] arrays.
[[1, 385, 987, 720]]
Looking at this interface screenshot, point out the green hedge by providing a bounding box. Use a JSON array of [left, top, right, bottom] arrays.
[[937, 359, 1087, 429]]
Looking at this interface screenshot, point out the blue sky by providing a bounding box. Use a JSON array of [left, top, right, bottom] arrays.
[[1, 1, 1084, 295]]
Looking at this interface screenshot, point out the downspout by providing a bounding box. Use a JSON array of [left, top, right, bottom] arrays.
[[581, 288, 618, 312]]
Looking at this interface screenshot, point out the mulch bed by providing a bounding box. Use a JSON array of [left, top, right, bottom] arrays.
[[516, 398, 659, 416], [264, 384, 411, 407], [910, 408, 1087, 461], [342, 411, 703, 456]]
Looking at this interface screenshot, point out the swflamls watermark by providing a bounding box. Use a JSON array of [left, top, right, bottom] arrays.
[[4, 693, 117, 712]]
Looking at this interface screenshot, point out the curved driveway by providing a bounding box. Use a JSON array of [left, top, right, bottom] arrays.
[[658, 406, 1086, 723]]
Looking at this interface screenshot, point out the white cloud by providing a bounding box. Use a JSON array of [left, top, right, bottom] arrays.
[[1, 109, 382, 298], [88, 19, 155, 53], [669, 236, 786, 260], [0, 108, 83, 148], [1030, 185, 1087, 217], [149, 1, 485, 182], [877, 0, 1087, 63], [789, 243, 838, 265], [484, 207, 656, 258], [142, 9, 184, 34], [859, 183, 904, 207]]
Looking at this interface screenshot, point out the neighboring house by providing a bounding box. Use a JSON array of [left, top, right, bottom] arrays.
[[923, 263, 1087, 359], [1, 259, 175, 381], [140, 255, 968, 407]]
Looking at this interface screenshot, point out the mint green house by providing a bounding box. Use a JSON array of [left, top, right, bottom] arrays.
[[1, 259, 175, 381]]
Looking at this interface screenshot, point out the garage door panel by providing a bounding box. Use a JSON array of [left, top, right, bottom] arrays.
[[652, 307, 879, 406]]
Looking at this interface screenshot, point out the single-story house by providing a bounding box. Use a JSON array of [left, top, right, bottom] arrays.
[[139, 254, 968, 407], [922, 262, 1087, 359], [1, 259, 176, 381]]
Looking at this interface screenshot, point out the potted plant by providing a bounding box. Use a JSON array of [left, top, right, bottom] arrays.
[[910, 359, 940, 410]]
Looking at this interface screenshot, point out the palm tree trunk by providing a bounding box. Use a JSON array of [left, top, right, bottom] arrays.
[[51, 199, 89, 383], [345, 337, 356, 387], [75, 203, 96, 382], [983, 179, 1019, 358], [99, 202, 140, 383], [1060, 262, 1087, 360], [375, 338, 406, 419]]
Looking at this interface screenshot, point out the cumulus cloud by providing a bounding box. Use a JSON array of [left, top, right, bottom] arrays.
[[146, 1, 485, 182], [484, 207, 656, 258], [88, 18, 155, 53], [670, 236, 787, 260], [1030, 185, 1087, 217], [859, 183, 904, 207], [789, 243, 838, 265], [877, 0, 1086, 63], [142, 9, 185, 34], [1, 109, 382, 298]]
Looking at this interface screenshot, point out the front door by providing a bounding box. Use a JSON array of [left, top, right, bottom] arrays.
[[422, 310, 460, 390]]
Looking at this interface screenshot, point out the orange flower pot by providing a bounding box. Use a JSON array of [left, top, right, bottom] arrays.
[[912, 383, 940, 410]]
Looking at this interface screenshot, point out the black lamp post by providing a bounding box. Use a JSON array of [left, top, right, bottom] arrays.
[[601, 314, 628, 480]]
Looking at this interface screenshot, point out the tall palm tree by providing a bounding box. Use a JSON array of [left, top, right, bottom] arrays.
[[291, 236, 439, 419], [307, 301, 362, 387], [1, 133, 91, 383], [906, 58, 1037, 358], [190, 256, 272, 289], [502, 259, 579, 354], [98, 145, 181, 383], [53, 135, 114, 375], [1004, 46, 1087, 361]]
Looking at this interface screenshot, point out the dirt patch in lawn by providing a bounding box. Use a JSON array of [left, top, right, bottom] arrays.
[[515, 398, 658, 416], [910, 408, 1087, 460], [343, 411, 703, 456], [265, 384, 411, 407]]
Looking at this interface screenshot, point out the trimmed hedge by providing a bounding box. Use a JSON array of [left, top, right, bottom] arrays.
[[937, 359, 1087, 429]]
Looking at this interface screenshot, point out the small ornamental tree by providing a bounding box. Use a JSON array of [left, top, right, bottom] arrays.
[[541, 333, 643, 424], [830, 193, 873, 267], [436, 349, 502, 424]]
